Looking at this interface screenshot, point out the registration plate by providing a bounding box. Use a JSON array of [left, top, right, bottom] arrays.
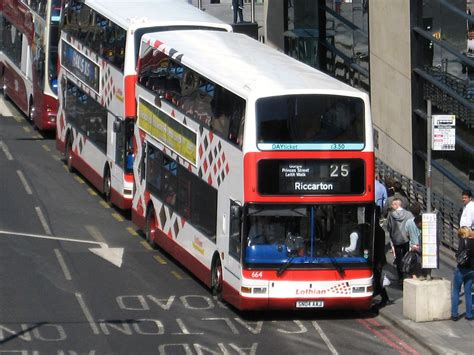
[[296, 300, 324, 308]]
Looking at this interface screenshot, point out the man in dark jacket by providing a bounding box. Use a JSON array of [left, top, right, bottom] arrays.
[[373, 211, 390, 307], [386, 198, 413, 282]]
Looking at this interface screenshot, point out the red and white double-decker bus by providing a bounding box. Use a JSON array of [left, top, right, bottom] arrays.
[[0, 0, 61, 131], [56, 0, 231, 209], [132, 29, 376, 311]]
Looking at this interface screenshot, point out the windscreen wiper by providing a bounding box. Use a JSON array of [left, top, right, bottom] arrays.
[[277, 257, 294, 276], [329, 256, 345, 278]]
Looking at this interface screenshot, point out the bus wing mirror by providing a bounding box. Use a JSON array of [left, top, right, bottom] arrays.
[[113, 118, 122, 133], [231, 205, 241, 220]]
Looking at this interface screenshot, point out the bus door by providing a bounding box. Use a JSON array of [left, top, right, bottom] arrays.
[[227, 199, 243, 277]]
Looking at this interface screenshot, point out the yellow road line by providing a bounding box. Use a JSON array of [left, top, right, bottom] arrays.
[[52, 154, 61, 161], [13, 116, 21, 123], [153, 255, 167, 265], [171, 271, 183, 280], [74, 176, 85, 184], [99, 200, 110, 209], [63, 165, 69, 172], [87, 188, 97, 196], [42, 144, 51, 152], [112, 212, 124, 222], [23, 126, 31, 132], [127, 227, 138, 237], [140, 241, 153, 250]]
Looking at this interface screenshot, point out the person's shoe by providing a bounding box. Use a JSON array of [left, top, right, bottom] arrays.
[[465, 316, 473, 321], [451, 315, 461, 321]]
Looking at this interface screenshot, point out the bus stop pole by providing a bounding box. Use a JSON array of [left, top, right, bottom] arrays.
[[198, 0, 203, 10], [426, 99, 432, 213], [251, 0, 256, 23]]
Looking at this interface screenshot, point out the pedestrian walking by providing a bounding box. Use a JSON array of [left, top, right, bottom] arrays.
[[405, 214, 424, 279], [451, 226, 474, 321], [373, 210, 390, 308], [383, 180, 409, 217], [460, 189, 474, 229], [232, 0, 244, 24], [385, 198, 413, 283], [375, 172, 387, 214]]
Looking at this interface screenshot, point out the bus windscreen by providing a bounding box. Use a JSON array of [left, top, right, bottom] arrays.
[[256, 95, 365, 149]]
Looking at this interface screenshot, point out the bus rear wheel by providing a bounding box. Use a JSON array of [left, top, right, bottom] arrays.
[[65, 135, 75, 173], [211, 257, 223, 300], [103, 167, 112, 204], [145, 208, 158, 249]]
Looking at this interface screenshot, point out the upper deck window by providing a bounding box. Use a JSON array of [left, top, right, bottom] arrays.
[[256, 95, 365, 150]]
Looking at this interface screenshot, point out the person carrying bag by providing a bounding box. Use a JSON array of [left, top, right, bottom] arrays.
[[451, 227, 474, 321]]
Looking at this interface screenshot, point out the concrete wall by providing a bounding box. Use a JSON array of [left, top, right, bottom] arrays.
[[370, 0, 414, 178], [264, 1, 285, 50]]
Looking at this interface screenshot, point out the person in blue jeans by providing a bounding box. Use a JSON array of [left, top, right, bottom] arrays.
[[232, 0, 244, 23], [451, 227, 474, 321]]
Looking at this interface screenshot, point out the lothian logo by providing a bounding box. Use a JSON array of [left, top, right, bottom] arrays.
[[296, 289, 327, 295]]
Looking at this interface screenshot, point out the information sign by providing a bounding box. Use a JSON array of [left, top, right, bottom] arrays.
[[432, 115, 455, 151], [421, 213, 438, 269]]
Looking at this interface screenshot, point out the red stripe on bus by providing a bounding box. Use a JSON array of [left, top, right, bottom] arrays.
[[124, 74, 138, 118]]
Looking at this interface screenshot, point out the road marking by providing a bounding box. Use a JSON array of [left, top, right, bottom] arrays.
[[74, 176, 85, 184], [312, 321, 338, 355], [171, 271, 183, 280], [35, 206, 52, 235], [75, 292, 100, 335], [85, 225, 107, 244], [154, 255, 167, 264], [87, 187, 97, 196], [13, 116, 22, 123], [99, 200, 111, 209], [126, 226, 138, 237], [22, 126, 31, 133], [42, 144, 51, 152], [0, 141, 13, 160], [140, 240, 153, 250], [112, 212, 124, 222], [54, 248, 72, 281], [17, 170, 33, 195], [52, 154, 61, 161]]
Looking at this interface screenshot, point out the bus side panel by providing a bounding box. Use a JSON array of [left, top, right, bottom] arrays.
[[3, 61, 29, 114], [33, 92, 57, 131]]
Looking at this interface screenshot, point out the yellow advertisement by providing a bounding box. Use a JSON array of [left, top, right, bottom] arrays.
[[138, 98, 197, 165]]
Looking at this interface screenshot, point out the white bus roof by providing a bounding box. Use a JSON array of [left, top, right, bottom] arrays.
[[84, 0, 232, 31], [141, 30, 367, 100]]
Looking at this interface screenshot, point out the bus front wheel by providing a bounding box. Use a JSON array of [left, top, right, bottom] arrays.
[[211, 257, 223, 300], [65, 135, 75, 173], [103, 167, 112, 204], [145, 208, 158, 249]]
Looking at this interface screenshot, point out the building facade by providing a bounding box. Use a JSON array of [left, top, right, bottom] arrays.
[[264, 0, 473, 201]]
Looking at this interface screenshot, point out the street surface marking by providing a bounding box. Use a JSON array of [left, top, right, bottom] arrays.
[[62, 165, 69, 172], [0, 141, 13, 160], [35, 206, 52, 235], [99, 200, 111, 209], [75, 292, 100, 335], [54, 248, 72, 281], [74, 175, 85, 184], [87, 187, 97, 196], [42, 144, 51, 152], [22, 126, 31, 133], [171, 271, 183, 280], [140, 240, 153, 250], [52, 154, 61, 161], [112, 212, 124, 222], [154, 255, 167, 264], [16, 170, 33, 195], [33, 134, 42, 139], [13, 116, 22, 123], [85, 225, 107, 244], [127, 226, 138, 237], [312, 321, 338, 355]]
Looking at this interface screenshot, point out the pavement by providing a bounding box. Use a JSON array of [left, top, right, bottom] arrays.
[[377, 245, 474, 354], [188, 2, 474, 353]]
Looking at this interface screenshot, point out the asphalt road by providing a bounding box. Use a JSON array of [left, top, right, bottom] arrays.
[[0, 95, 426, 354]]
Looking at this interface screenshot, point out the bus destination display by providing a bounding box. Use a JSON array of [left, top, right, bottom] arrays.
[[258, 159, 365, 195]]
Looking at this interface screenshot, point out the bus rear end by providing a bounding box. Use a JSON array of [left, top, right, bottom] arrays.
[[231, 93, 375, 311]]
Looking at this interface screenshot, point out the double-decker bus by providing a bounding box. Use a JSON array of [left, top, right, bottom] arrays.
[[132, 29, 376, 311], [0, 0, 62, 131], [56, 0, 231, 209]]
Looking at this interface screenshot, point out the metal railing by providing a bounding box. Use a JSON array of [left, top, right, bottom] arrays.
[[376, 158, 462, 250]]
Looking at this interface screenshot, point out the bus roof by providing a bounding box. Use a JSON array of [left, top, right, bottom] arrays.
[[141, 30, 367, 100], [85, 0, 232, 32]]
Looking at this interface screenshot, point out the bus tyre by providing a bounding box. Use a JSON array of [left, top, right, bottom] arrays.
[[103, 167, 112, 204], [211, 257, 223, 300], [65, 135, 75, 173], [145, 208, 158, 249], [28, 98, 34, 123]]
